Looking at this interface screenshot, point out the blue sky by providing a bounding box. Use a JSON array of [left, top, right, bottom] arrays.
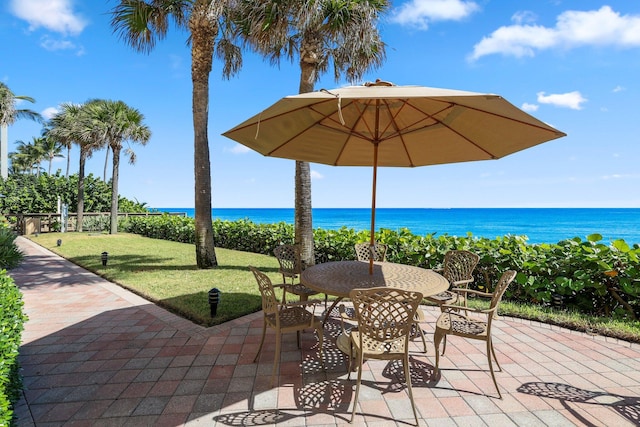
[[2, 0, 639, 209]]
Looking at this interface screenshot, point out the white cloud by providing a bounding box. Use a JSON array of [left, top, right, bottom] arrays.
[[537, 91, 587, 110], [229, 144, 251, 154], [602, 174, 624, 180], [10, 0, 88, 35], [390, 0, 480, 30], [40, 38, 75, 51], [613, 85, 625, 93], [521, 102, 539, 112], [41, 107, 59, 120], [310, 170, 324, 180], [511, 11, 537, 25], [470, 6, 640, 60], [40, 36, 84, 55]]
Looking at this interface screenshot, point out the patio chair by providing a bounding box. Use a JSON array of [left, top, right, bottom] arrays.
[[346, 287, 423, 425], [354, 242, 388, 262], [413, 250, 480, 352], [249, 266, 324, 383], [433, 269, 517, 398], [273, 244, 322, 304], [426, 250, 480, 310]]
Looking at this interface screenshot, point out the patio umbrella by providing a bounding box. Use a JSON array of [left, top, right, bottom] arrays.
[[222, 80, 566, 273]]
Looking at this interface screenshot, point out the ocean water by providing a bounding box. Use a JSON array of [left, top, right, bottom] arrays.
[[154, 207, 640, 245]]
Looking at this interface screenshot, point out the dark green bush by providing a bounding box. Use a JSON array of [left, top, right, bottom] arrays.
[[0, 271, 27, 426], [0, 226, 23, 270], [124, 214, 640, 321], [0, 172, 148, 216]]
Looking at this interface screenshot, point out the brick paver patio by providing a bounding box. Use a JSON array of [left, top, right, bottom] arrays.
[[9, 237, 640, 426]]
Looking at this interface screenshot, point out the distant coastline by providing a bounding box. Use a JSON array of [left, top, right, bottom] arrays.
[[152, 207, 640, 245]]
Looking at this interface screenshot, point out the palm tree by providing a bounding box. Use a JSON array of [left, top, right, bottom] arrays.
[[0, 82, 43, 179], [12, 138, 46, 175], [8, 151, 31, 174], [84, 99, 151, 234], [235, 0, 388, 266], [110, 0, 243, 268], [48, 102, 81, 179], [48, 103, 99, 232], [39, 129, 65, 174]]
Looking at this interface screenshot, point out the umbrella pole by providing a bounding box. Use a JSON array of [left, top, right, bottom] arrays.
[[369, 143, 379, 275]]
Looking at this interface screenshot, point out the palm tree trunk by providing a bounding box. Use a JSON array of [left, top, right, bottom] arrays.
[[104, 146, 110, 182], [295, 35, 319, 267], [77, 150, 86, 232], [295, 160, 314, 265], [66, 145, 71, 178], [190, 3, 218, 268], [109, 145, 120, 234]]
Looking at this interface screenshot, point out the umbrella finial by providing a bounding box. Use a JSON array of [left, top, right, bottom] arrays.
[[365, 79, 394, 87]]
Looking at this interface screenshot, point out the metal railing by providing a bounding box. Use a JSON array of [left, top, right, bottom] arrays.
[[15, 211, 186, 235]]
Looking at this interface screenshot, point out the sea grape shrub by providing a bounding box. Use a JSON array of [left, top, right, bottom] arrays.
[[0, 271, 27, 426], [125, 215, 640, 320], [0, 225, 23, 270], [0, 173, 148, 218], [125, 214, 195, 243], [549, 235, 640, 320]]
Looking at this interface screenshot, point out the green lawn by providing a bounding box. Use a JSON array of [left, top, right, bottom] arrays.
[[25, 232, 640, 342], [28, 232, 286, 327]]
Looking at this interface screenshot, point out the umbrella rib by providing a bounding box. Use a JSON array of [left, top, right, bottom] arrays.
[[261, 99, 347, 160], [381, 98, 415, 167], [332, 98, 376, 165], [408, 99, 566, 159]]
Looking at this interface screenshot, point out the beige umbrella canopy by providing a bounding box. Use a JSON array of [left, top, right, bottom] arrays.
[[223, 80, 566, 272]]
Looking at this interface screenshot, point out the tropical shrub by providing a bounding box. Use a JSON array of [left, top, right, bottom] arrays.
[[124, 214, 640, 321], [0, 172, 148, 216], [0, 225, 23, 270], [0, 271, 27, 426]]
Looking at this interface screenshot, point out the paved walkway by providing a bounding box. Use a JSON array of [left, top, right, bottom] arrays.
[[9, 237, 640, 426]]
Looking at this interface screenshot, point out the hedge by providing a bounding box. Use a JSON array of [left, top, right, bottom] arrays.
[[123, 214, 640, 321], [0, 271, 27, 426]]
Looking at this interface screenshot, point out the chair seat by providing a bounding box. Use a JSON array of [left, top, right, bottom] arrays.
[[427, 290, 465, 305], [265, 306, 315, 329], [436, 311, 488, 338], [351, 331, 407, 359], [284, 283, 319, 297]]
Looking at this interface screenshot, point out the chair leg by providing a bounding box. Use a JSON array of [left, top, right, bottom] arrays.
[[489, 338, 502, 372], [346, 341, 354, 379], [350, 350, 364, 423], [412, 310, 428, 353], [433, 329, 444, 374], [322, 297, 343, 326], [254, 321, 267, 363], [417, 323, 427, 353], [486, 338, 502, 399], [316, 326, 325, 371], [272, 332, 282, 384], [403, 353, 419, 426]]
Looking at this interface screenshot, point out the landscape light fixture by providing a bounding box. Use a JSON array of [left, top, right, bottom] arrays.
[[101, 252, 108, 266], [56, 239, 62, 246], [208, 288, 221, 317]]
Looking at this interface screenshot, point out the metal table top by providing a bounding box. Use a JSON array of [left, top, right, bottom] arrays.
[[301, 260, 449, 298]]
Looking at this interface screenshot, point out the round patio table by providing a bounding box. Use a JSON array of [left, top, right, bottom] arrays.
[[301, 260, 449, 327], [301, 260, 450, 359], [301, 260, 449, 298]]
